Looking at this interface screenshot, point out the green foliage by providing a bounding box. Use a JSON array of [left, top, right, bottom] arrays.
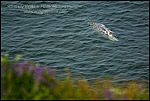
[[1, 56, 9, 68], [1, 56, 149, 100]]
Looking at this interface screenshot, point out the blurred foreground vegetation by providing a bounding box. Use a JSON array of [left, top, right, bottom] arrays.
[[1, 56, 149, 100]]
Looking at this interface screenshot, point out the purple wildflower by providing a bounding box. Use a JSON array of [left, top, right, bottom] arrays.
[[33, 67, 42, 81], [123, 94, 127, 100], [14, 67, 19, 74], [49, 83, 54, 88], [34, 67, 41, 75], [104, 88, 111, 100], [14, 67, 22, 78], [20, 61, 25, 69], [10, 63, 18, 69], [10, 64, 14, 68], [40, 77, 46, 84], [27, 66, 33, 73]]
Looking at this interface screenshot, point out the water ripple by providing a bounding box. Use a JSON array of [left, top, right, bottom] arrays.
[[1, 1, 149, 83]]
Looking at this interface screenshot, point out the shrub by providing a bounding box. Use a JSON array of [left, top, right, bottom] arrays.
[[1, 56, 149, 100]]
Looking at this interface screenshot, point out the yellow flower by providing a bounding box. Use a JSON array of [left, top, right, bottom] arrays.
[[1, 56, 6, 68], [15, 55, 22, 61]]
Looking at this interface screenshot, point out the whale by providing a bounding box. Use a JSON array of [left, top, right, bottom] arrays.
[[87, 20, 118, 41]]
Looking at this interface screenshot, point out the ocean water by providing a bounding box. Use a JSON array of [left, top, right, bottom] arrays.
[[1, 1, 149, 83]]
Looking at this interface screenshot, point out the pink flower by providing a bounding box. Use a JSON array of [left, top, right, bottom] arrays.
[[104, 88, 111, 100]]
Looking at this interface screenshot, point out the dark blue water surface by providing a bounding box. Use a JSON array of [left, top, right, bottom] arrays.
[[1, 1, 149, 83]]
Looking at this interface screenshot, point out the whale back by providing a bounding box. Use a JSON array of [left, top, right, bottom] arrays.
[[87, 20, 118, 41]]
